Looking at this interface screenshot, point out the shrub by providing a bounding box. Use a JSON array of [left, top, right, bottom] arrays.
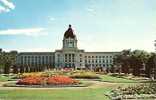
[[109, 84, 156, 100], [70, 71, 100, 79], [111, 83, 156, 96], [121, 83, 156, 95], [20, 72, 44, 78]]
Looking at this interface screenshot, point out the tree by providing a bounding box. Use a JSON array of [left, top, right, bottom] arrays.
[[114, 49, 131, 74], [146, 53, 156, 79], [0, 51, 5, 73], [114, 49, 150, 76], [130, 50, 150, 76], [0, 50, 17, 74]]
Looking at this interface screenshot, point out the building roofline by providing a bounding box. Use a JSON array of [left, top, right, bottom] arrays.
[[85, 51, 120, 53], [19, 52, 54, 54]]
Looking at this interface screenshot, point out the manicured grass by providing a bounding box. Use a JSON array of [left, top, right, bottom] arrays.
[[0, 73, 141, 100], [100, 75, 137, 83], [0, 88, 111, 100], [0, 75, 11, 82]]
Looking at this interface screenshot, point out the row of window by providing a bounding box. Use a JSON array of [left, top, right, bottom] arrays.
[[21, 56, 53, 59], [64, 54, 75, 63], [20, 56, 53, 65], [85, 64, 112, 67], [21, 60, 52, 65], [85, 56, 113, 58], [21, 61, 52, 65], [84, 59, 113, 63]]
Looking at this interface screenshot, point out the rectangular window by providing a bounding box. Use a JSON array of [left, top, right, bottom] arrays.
[[85, 60, 87, 63], [92, 60, 94, 63], [80, 58, 82, 62]]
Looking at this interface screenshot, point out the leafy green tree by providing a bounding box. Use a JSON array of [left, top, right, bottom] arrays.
[[114, 49, 150, 76], [114, 49, 131, 74], [0, 50, 5, 72], [130, 50, 150, 76], [146, 53, 156, 79], [0, 50, 17, 74]]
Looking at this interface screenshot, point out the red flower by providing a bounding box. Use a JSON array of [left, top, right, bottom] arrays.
[[47, 75, 79, 85], [17, 76, 45, 85], [17, 75, 79, 85]]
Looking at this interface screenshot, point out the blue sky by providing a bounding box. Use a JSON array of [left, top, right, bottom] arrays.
[[0, 0, 156, 52]]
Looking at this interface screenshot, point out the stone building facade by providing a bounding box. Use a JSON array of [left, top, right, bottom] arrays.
[[16, 25, 119, 69]]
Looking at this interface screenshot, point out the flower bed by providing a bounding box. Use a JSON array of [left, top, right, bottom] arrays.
[[19, 71, 70, 78], [17, 75, 79, 86], [17, 76, 45, 85], [19, 72, 45, 78], [47, 76, 79, 85], [107, 83, 156, 100], [70, 71, 100, 79], [119, 84, 156, 95]]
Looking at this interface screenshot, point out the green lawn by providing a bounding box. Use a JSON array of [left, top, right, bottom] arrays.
[[0, 88, 111, 100], [100, 75, 137, 83], [0, 75, 11, 82], [0, 74, 141, 100]]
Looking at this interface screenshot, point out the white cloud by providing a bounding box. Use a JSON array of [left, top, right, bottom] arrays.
[[86, 8, 94, 12], [0, 28, 48, 36], [86, 7, 96, 15], [0, 5, 9, 13], [0, 0, 15, 13], [0, 0, 15, 9], [49, 17, 55, 21], [86, 0, 97, 15], [86, 7, 97, 16]]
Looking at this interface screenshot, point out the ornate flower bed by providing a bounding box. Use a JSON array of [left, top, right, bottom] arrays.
[[19, 71, 100, 80], [106, 83, 156, 100], [16, 75, 80, 86], [70, 71, 100, 79], [47, 76, 79, 85], [17, 76, 45, 85], [19, 72, 46, 78], [19, 71, 70, 78]]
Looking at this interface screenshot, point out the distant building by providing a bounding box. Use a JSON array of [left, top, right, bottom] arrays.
[[15, 25, 119, 70]]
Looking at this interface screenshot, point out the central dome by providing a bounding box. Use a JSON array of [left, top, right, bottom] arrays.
[[64, 25, 76, 38]]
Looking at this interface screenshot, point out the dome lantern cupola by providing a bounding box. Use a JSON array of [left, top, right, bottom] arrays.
[[63, 24, 77, 49]]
